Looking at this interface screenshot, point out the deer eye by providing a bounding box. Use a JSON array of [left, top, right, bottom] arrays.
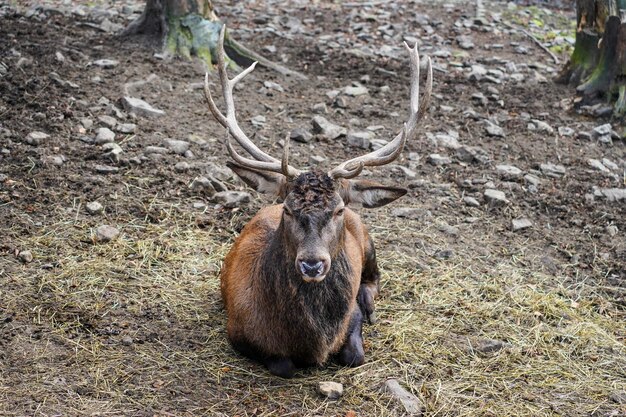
[[335, 208, 345, 217], [284, 208, 293, 217]]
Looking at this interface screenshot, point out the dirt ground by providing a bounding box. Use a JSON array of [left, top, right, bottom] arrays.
[[0, 0, 624, 416]]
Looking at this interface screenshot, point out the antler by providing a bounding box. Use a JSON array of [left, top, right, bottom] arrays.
[[328, 42, 433, 180], [204, 25, 301, 178]]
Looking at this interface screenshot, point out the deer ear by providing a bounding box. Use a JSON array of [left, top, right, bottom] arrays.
[[339, 179, 407, 208], [227, 161, 288, 198]]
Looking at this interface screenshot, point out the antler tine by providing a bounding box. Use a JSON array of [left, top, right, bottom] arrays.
[[225, 129, 301, 178], [328, 42, 433, 180], [202, 25, 277, 163]]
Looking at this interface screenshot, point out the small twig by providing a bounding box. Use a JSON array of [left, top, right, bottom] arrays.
[[503, 22, 560, 64]]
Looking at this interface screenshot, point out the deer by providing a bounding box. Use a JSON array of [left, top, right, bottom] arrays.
[[204, 26, 432, 378]]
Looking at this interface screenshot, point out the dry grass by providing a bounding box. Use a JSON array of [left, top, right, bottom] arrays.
[[1, 203, 624, 417]]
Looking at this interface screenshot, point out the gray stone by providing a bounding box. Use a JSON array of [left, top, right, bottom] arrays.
[[312, 102, 328, 114], [540, 163, 566, 177], [312, 116, 347, 139], [512, 218, 533, 231], [434, 132, 461, 149], [175, 161, 190, 172], [25, 131, 50, 146], [95, 164, 119, 174], [86, 201, 104, 215], [524, 174, 542, 187], [309, 155, 326, 165], [98, 115, 117, 129], [116, 123, 136, 134], [94, 127, 115, 144], [93, 59, 119, 68], [343, 85, 369, 96], [164, 139, 190, 155], [602, 158, 619, 171], [121, 336, 133, 346], [391, 207, 431, 220], [485, 122, 505, 137], [145, 146, 169, 155], [383, 379, 423, 416], [263, 81, 284, 92], [42, 155, 66, 166], [427, 154, 451, 166], [476, 339, 510, 353], [463, 196, 480, 207], [558, 126, 575, 137], [606, 225, 619, 237], [346, 131, 373, 149], [371, 139, 389, 150], [18, 250, 33, 263], [528, 120, 554, 134], [250, 115, 266, 127], [588, 159, 609, 173], [496, 164, 523, 179], [468, 64, 487, 81], [317, 381, 343, 400], [394, 165, 417, 179], [290, 128, 313, 143], [121, 96, 165, 118], [214, 191, 251, 208], [593, 187, 626, 202], [95, 225, 119, 242], [456, 146, 490, 164], [80, 118, 94, 130], [592, 123, 612, 137], [484, 189, 508, 206], [190, 176, 217, 195]]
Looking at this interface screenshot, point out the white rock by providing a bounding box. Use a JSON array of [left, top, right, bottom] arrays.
[[484, 189, 508, 206], [93, 59, 119, 68], [384, 379, 423, 415], [164, 139, 190, 155], [512, 218, 533, 231], [121, 96, 165, 118], [317, 381, 343, 400], [95, 225, 119, 242], [95, 127, 115, 144], [25, 131, 50, 146], [496, 164, 523, 179], [86, 201, 104, 215]]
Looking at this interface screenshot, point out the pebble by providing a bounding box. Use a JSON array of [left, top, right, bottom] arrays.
[[116, 123, 136, 134], [25, 131, 50, 146], [309, 155, 326, 165], [317, 381, 343, 400], [606, 225, 619, 237], [164, 139, 190, 155], [587, 159, 609, 173], [190, 176, 217, 195], [528, 120, 554, 134], [86, 201, 104, 215], [558, 126, 575, 137], [95, 225, 119, 242], [94, 127, 116, 144], [346, 131, 373, 149], [602, 158, 619, 171], [311, 116, 347, 139], [512, 218, 533, 231], [456, 146, 490, 164], [214, 191, 251, 208], [18, 250, 33, 263], [121, 96, 165, 118], [391, 207, 431, 220], [98, 115, 117, 129], [427, 154, 451, 166], [592, 187, 626, 202], [343, 85, 369, 96], [485, 121, 505, 138], [383, 379, 423, 415], [95, 164, 119, 174], [312, 103, 328, 114], [290, 128, 313, 143], [463, 196, 480, 207], [475, 338, 510, 353], [433, 132, 461, 149], [540, 163, 566, 177], [263, 81, 284, 92], [496, 164, 523, 179], [175, 161, 190, 172], [93, 59, 119, 68], [484, 189, 508, 206], [121, 336, 133, 346]]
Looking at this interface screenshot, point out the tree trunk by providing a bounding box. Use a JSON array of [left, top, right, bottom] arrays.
[[556, 0, 626, 115], [123, 0, 307, 79]]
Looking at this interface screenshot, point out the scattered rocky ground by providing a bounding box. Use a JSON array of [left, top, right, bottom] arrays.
[[0, 0, 624, 416]]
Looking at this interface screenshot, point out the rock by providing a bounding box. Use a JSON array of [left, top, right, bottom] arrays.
[[593, 187, 626, 202], [25, 131, 50, 146], [394, 165, 417, 178], [602, 158, 619, 171], [42, 155, 66, 166], [190, 176, 217, 195], [94, 127, 115, 144], [588, 159, 609, 173], [346, 131, 373, 149], [121, 336, 133, 346], [309, 155, 326, 165], [433, 132, 461, 149], [383, 379, 423, 416], [95, 164, 119, 174], [476, 338, 510, 353], [80, 118, 94, 130], [528, 120, 554, 134], [558, 126, 575, 137], [116, 123, 136, 134], [175, 161, 190, 172], [290, 128, 313, 143], [121, 96, 165, 118], [540, 163, 566, 177], [18, 250, 33, 263], [312, 116, 347, 139], [93, 59, 119, 68], [524, 174, 542, 187], [145, 146, 169, 155], [606, 225, 619, 237], [456, 146, 490, 164], [86, 201, 104, 215], [317, 381, 343, 400], [592, 123, 612, 137], [214, 191, 251, 208], [484, 189, 508, 206], [343, 85, 369, 96], [456, 35, 474, 50], [391, 207, 431, 220], [371, 139, 389, 150], [98, 115, 117, 129], [164, 139, 190, 155], [434, 249, 455, 260], [496, 164, 523, 179], [263, 81, 284, 92], [427, 154, 451, 166], [463, 196, 480, 207], [312, 103, 328, 114], [95, 225, 119, 242], [250, 115, 266, 127], [485, 121, 505, 138], [468, 64, 487, 81], [512, 218, 532, 231]]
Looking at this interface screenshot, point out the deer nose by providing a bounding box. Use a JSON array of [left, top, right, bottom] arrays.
[[299, 260, 325, 278]]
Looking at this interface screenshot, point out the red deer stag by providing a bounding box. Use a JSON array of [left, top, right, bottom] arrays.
[[204, 27, 432, 378]]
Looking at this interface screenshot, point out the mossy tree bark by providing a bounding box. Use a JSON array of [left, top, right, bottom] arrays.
[[123, 0, 306, 79], [557, 0, 626, 115]]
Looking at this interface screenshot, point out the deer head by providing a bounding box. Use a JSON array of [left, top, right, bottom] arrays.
[[204, 26, 432, 282]]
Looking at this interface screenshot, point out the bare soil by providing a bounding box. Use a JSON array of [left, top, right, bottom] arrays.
[[0, 1, 624, 416]]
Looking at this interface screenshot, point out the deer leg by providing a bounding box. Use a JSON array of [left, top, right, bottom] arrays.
[[338, 307, 365, 367], [358, 235, 380, 324], [264, 356, 296, 378]]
